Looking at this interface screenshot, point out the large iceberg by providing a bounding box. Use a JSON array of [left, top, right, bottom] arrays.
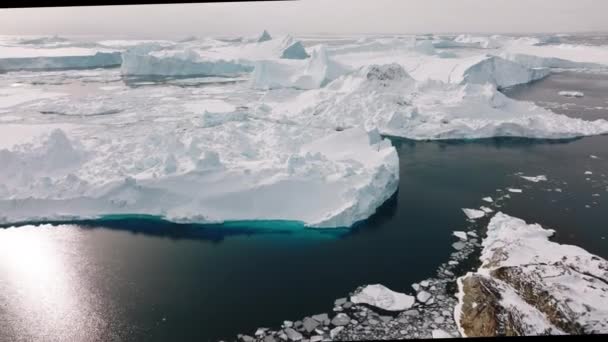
[[264, 63, 608, 140], [455, 213, 608, 336], [120, 46, 253, 77], [0, 109, 398, 227], [120, 34, 309, 77]]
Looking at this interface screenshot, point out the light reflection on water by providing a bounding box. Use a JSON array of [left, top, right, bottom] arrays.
[[0, 224, 121, 342]]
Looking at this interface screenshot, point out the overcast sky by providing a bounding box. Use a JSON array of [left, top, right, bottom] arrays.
[[1, 0, 608, 39]]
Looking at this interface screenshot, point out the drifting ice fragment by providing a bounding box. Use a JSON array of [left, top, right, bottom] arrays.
[[520, 175, 547, 182], [558, 91, 584, 98], [482, 197, 493, 203], [351, 284, 415, 311], [462, 208, 486, 220], [453, 231, 468, 241], [480, 206, 494, 213]]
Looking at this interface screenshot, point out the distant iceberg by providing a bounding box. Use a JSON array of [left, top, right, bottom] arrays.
[[264, 63, 608, 140], [0, 46, 121, 72], [119, 34, 309, 77]]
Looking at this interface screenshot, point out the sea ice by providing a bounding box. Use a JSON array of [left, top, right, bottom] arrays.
[[480, 206, 494, 213], [462, 208, 485, 220], [350, 284, 415, 311]]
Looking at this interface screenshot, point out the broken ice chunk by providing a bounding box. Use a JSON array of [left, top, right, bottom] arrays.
[[480, 206, 494, 213], [520, 175, 547, 182], [558, 91, 584, 98], [453, 231, 468, 241], [462, 208, 485, 220], [482, 196, 493, 203]]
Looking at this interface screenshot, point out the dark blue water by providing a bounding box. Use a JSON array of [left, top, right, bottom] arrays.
[[1, 71, 607, 342]]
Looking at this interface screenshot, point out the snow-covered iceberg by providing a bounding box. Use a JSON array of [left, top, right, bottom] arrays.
[[251, 46, 350, 90], [265, 63, 608, 140], [120, 34, 309, 77], [455, 213, 608, 336], [0, 118, 398, 228], [449, 55, 550, 89], [120, 45, 253, 77]]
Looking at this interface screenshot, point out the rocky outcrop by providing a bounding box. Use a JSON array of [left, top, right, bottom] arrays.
[[456, 212, 608, 337]]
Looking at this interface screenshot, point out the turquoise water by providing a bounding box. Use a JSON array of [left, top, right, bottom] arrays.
[[1, 71, 607, 342]]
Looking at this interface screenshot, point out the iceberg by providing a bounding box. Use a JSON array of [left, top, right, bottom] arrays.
[[250, 46, 350, 90], [120, 45, 253, 77], [266, 63, 608, 140], [0, 46, 121, 72], [450, 55, 550, 89], [455, 213, 608, 336], [257, 30, 272, 43], [0, 114, 398, 228], [120, 35, 309, 77]]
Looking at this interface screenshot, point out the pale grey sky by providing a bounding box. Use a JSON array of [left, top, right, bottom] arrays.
[[1, 0, 607, 39]]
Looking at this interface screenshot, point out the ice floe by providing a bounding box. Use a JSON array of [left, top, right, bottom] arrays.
[[520, 175, 547, 182], [558, 91, 584, 98], [462, 208, 485, 220], [453, 231, 468, 241], [350, 284, 415, 311]]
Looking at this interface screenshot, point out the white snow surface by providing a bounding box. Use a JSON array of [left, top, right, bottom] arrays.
[[350, 284, 415, 311]]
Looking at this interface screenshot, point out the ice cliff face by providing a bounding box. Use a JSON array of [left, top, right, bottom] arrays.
[[455, 213, 608, 336], [0, 117, 398, 228]]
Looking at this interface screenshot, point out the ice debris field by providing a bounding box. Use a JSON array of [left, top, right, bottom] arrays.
[[1, 32, 608, 227]]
